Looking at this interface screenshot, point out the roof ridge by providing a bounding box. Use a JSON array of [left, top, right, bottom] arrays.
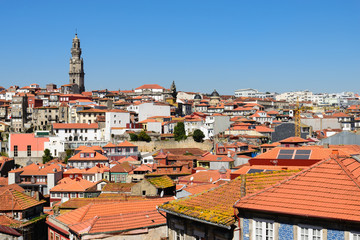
[[333, 156, 360, 191], [233, 158, 332, 206], [78, 203, 93, 222]]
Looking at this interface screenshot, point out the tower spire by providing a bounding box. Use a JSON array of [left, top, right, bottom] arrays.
[[69, 34, 85, 93]]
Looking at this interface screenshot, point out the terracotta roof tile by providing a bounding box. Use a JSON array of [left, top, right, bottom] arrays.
[[53, 123, 99, 129], [0, 189, 44, 211], [147, 176, 174, 188], [56, 197, 174, 225], [101, 183, 135, 192], [50, 178, 96, 192], [161, 170, 297, 226], [0, 215, 22, 227], [234, 155, 360, 223], [178, 170, 231, 184]]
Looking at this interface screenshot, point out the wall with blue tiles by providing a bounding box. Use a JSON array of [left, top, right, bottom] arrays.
[[279, 223, 293, 240], [243, 218, 250, 240], [327, 229, 344, 240]]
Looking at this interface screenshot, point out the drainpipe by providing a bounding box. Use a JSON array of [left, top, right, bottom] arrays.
[[234, 208, 242, 240]]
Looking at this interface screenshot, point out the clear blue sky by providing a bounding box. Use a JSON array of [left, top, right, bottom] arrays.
[[0, 1, 359, 94]]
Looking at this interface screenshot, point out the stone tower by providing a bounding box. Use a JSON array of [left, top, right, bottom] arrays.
[[69, 34, 85, 93]]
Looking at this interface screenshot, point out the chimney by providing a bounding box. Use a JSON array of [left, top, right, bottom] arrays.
[[332, 149, 339, 156]]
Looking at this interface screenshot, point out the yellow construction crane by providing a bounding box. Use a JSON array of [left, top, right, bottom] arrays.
[[295, 98, 301, 137]]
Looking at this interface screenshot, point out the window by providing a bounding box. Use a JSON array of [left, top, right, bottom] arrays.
[[298, 225, 322, 240], [174, 228, 185, 240], [50, 231, 54, 240], [27, 145, 31, 157], [71, 193, 76, 198], [253, 219, 274, 240], [14, 145, 18, 157], [350, 232, 360, 240], [79, 193, 84, 198]]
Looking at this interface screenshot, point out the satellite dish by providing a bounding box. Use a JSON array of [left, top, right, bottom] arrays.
[[190, 176, 194, 181], [160, 190, 164, 198], [209, 177, 213, 182]]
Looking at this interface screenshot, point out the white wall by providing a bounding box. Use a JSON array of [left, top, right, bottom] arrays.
[[44, 136, 65, 157], [105, 111, 130, 141], [138, 103, 170, 122]]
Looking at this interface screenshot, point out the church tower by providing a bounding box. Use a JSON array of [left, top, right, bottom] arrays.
[[69, 34, 85, 93]]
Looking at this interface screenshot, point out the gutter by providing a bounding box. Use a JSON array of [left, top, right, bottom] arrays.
[[158, 207, 232, 230], [81, 223, 167, 237]]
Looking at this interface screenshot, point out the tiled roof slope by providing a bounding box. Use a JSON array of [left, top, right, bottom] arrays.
[[69, 210, 165, 235], [59, 195, 146, 209], [160, 170, 298, 227], [234, 155, 360, 223], [102, 183, 135, 192], [0, 215, 21, 226], [0, 189, 45, 211], [56, 197, 174, 225], [50, 178, 96, 192], [147, 175, 174, 188]]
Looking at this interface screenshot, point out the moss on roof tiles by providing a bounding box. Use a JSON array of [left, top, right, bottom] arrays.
[[147, 175, 174, 189], [160, 170, 299, 226]]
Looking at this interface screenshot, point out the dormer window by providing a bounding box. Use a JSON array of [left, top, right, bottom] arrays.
[[80, 153, 84, 158], [90, 153, 94, 158]]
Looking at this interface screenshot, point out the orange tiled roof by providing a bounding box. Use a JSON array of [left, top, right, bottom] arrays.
[[181, 183, 218, 195], [68, 210, 166, 236], [178, 170, 231, 184], [68, 150, 108, 162], [198, 154, 234, 162], [161, 170, 298, 226], [109, 162, 133, 173], [117, 140, 136, 147], [135, 84, 165, 90], [234, 155, 360, 223], [50, 177, 96, 192], [53, 123, 99, 129], [56, 197, 174, 226], [101, 183, 135, 192], [0, 214, 22, 227], [147, 175, 174, 188], [10, 162, 65, 176], [0, 189, 45, 211], [279, 136, 309, 143], [59, 196, 146, 209]]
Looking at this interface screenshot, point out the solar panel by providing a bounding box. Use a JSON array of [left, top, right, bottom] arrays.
[[277, 154, 294, 159], [294, 155, 310, 159], [247, 169, 264, 174], [296, 150, 311, 155], [278, 149, 295, 154], [294, 149, 311, 159]]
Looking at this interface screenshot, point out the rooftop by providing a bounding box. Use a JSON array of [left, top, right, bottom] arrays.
[[160, 170, 298, 227], [234, 155, 360, 223]]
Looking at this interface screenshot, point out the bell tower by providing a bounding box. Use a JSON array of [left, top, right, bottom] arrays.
[[69, 34, 85, 93]]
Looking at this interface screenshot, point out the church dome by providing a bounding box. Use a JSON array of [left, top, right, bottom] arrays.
[[194, 94, 202, 100], [211, 89, 220, 97]]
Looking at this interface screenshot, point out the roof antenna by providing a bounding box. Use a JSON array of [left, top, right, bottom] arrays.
[[75, 28, 78, 36]]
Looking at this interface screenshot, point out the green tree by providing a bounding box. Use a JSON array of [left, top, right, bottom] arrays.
[[174, 122, 187, 141], [138, 131, 151, 142], [42, 149, 53, 164], [129, 133, 138, 141], [64, 149, 73, 164], [193, 129, 205, 142]]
